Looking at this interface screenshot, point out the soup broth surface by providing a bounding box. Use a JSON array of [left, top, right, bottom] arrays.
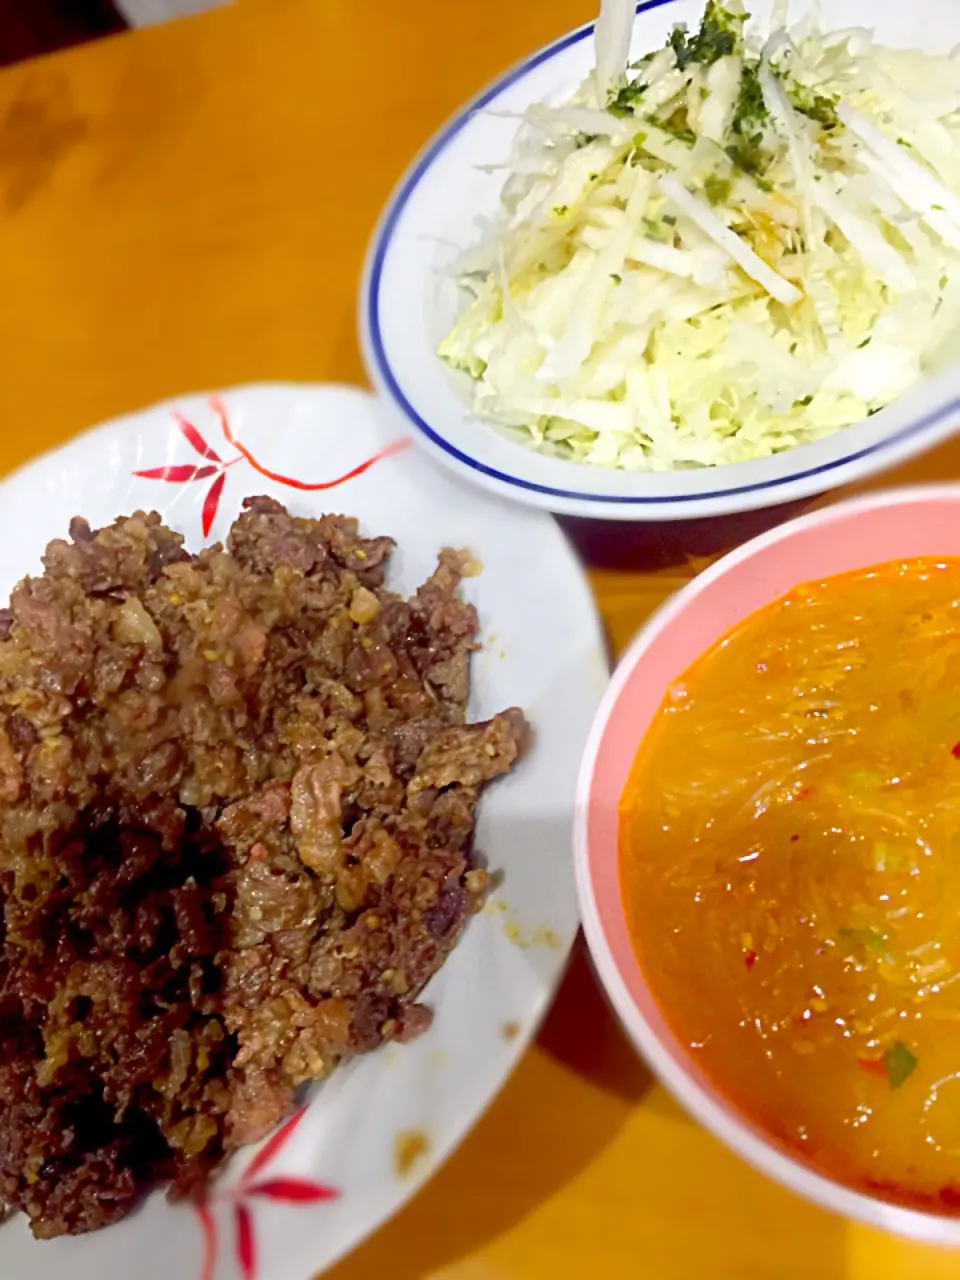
[[620, 558, 960, 1211]]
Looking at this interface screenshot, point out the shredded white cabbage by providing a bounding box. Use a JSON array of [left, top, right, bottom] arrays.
[[439, 1, 960, 472]]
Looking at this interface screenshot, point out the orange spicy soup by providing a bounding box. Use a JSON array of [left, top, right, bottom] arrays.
[[620, 558, 960, 1212]]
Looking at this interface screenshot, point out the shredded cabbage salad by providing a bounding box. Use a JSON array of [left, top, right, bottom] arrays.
[[438, 2, 960, 471]]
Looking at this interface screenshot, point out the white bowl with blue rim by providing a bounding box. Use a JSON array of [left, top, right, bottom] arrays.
[[360, 0, 960, 522]]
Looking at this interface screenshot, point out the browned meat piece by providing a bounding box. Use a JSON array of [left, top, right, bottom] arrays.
[[218, 784, 292, 855], [223, 1066, 292, 1149], [410, 709, 529, 793], [0, 499, 527, 1237], [226, 495, 329, 575], [289, 754, 361, 875]]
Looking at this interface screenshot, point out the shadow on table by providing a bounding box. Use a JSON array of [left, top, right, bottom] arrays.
[[322, 936, 651, 1280], [558, 498, 812, 574], [536, 936, 652, 1104]]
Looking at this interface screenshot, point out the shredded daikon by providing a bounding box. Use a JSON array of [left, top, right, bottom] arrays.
[[439, 1, 960, 471]]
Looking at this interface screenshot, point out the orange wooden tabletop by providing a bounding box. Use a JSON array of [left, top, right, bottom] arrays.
[[2, 2, 960, 1276]]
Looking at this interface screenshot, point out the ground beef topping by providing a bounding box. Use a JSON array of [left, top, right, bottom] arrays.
[[0, 497, 528, 1237]]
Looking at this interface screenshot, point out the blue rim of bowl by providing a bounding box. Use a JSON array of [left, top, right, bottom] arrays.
[[364, 0, 960, 506]]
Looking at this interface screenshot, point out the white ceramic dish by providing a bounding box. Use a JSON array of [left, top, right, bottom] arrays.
[[0, 383, 607, 1280], [361, 0, 960, 522]]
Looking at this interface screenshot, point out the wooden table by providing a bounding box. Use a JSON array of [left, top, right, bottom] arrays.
[[2, 2, 960, 1275]]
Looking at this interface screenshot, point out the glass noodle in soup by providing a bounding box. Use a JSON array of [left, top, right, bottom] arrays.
[[620, 558, 960, 1211]]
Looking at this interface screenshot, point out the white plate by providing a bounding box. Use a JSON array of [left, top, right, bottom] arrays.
[[361, 0, 960, 522], [0, 384, 607, 1280]]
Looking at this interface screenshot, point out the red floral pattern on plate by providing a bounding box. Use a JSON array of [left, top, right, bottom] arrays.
[[134, 397, 411, 535], [195, 1108, 340, 1280]]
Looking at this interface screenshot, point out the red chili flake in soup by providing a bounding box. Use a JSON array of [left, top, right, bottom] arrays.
[[619, 558, 960, 1213], [857, 1057, 888, 1078]]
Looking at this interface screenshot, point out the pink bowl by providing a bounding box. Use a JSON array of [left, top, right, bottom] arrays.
[[574, 484, 960, 1243]]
